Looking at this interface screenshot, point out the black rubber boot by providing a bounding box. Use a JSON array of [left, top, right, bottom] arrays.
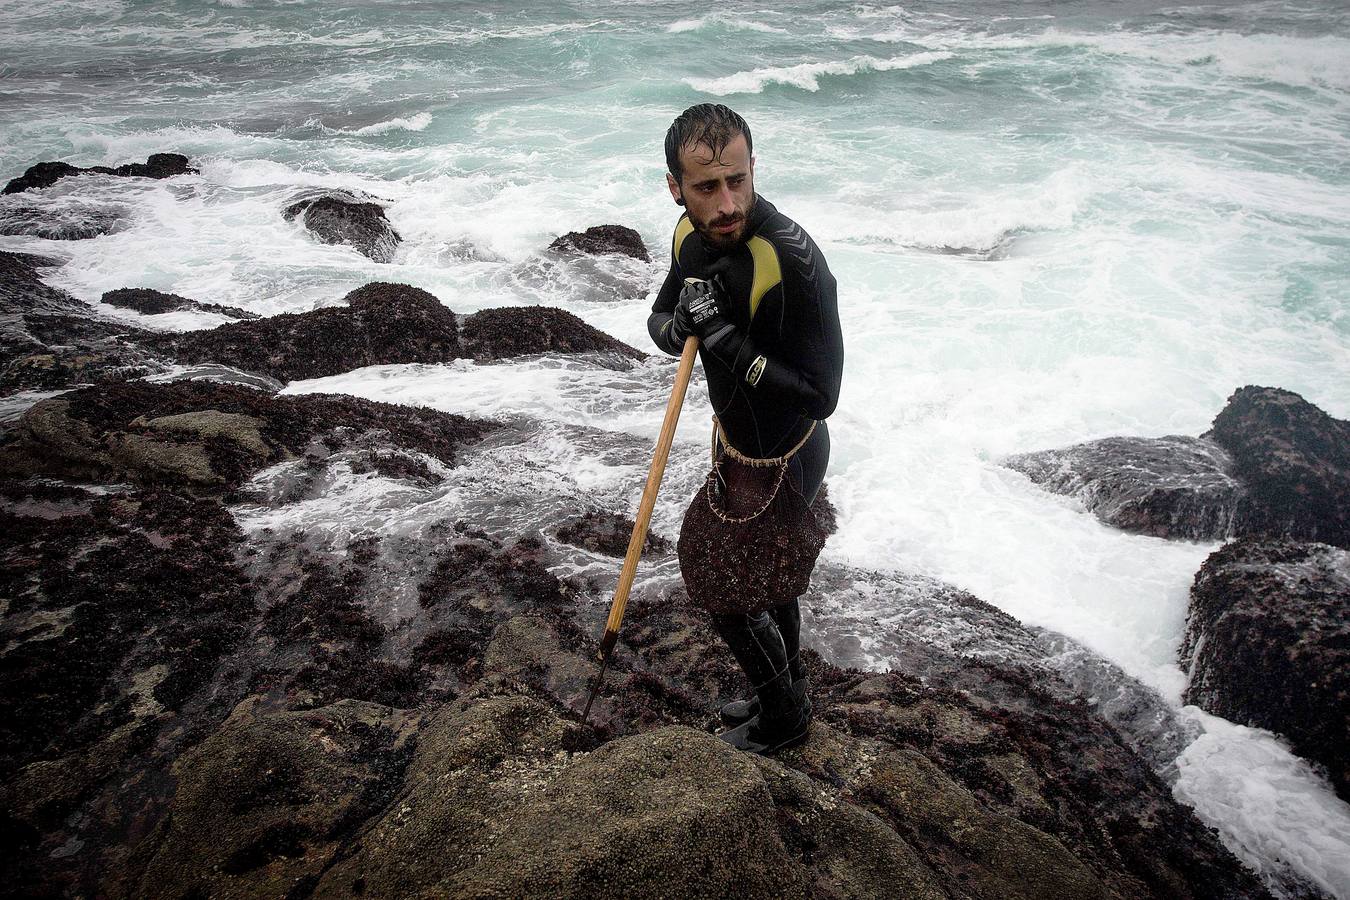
[[720, 598, 807, 725], [719, 673, 806, 725], [710, 611, 811, 754], [717, 672, 812, 755], [772, 598, 806, 683]]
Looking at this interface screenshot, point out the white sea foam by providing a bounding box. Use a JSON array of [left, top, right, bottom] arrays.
[[1175, 709, 1350, 898], [340, 113, 434, 137], [952, 27, 1350, 90], [666, 18, 704, 33], [664, 14, 786, 35], [798, 167, 1089, 254], [685, 51, 954, 94]]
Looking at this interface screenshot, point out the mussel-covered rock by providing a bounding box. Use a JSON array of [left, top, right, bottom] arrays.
[[283, 193, 401, 263], [549, 224, 650, 262], [101, 288, 258, 320], [1205, 386, 1350, 549], [144, 282, 461, 382], [461, 306, 645, 362], [1180, 538, 1349, 799], [2, 153, 196, 195]]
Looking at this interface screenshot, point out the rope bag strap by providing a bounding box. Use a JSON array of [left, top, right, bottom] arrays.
[[705, 416, 818, 524]]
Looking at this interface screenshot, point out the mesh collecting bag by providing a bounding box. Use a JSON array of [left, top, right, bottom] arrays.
[[677, 420, 832, 615]]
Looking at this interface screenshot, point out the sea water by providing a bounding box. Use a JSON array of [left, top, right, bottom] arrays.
[[2, 1, 1348, 895]]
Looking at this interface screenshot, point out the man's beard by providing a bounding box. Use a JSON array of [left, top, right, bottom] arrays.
[[693, 195, 755, 251]]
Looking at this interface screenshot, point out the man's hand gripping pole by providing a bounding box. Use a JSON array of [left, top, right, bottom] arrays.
[[576, 334, 699, 737]]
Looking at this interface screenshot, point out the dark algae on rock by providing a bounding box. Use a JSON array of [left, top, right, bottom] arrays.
[[283, 192, 402, 263], [1, 251, 161, 392], [1, 380, 493, 489], [142, 282, 645, 383], [1180, 538, 1349, 800], [1204, 385, 1350, 549], [101, 287, 259, 320], [1004, 385, 1350, 549], [145, 282, 462, 383], [549, 224, 651, 262], [2, 153, 197, 194], [460, 305, 647, 362]]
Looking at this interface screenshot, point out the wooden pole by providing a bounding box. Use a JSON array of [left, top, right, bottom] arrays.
[[577, 334, 699, 730]]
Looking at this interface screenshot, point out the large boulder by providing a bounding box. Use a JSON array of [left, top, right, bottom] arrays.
[[549, 224, 651, 262], [1204, 385, 1350, 549], [1180, 538, 1349, 798], [283, 193, 401, 263], [313, 697, 818, 898], [144, 282, 462, 382], [2, 153, 196, 194], [1004, 435, 1241, 540]]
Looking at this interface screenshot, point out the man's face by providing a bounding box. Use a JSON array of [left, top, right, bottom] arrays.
[[667, 133, 755, 251]]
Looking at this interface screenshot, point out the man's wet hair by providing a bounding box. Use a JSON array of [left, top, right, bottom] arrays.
[[665, 104, 753, 185]]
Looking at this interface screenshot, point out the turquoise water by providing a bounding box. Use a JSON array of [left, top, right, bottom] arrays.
[[3, 2, 1350, 894]]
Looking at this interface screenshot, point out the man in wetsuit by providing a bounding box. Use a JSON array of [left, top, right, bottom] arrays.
[[648, 103, 843, 754]]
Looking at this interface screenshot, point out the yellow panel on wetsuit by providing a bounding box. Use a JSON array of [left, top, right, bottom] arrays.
[[746, 235, 781, 321], [673, 216, 695, 261]]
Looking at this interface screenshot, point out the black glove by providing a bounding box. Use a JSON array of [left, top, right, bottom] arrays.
[[672, 277, 735, 346]]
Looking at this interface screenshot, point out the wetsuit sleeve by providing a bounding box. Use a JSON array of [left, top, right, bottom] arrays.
[[703, 231, 843, 420], [647, 251, 685, 357]]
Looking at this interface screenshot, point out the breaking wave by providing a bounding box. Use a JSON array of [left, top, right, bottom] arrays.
[[685, 50, 954, 94]]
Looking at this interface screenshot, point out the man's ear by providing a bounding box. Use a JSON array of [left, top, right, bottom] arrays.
[[666, 172, 685, 207]]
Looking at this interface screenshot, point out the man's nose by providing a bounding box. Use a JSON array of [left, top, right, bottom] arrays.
[[716, 184, 736, 215]]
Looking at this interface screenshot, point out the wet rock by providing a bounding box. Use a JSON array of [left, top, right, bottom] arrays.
[[1004, 436, 1241, 540], [549, 224, 651, 262], [1180, 538, 1349, 799], [313, 697, 812, 898], [749, 756, 947, 899], [283, 193, 401, 262], [859, 747, 1108, 898], [1204, 386, 1350, 549], [101, 288, 259, 320], [0, 380, 494, 490], [144, 282, 461, 382], [807, 667, 1265, 898], [1, 252, 163, 392], [2, 153, 196, 194], [0, 486, 252, 780], [142, 362, 285, 393], [554, 509, 672, 557], [131, 699, 417, 900], [461, 305, 646, 362], [0, 199, 129, 239], [0, 250, 75, 315]]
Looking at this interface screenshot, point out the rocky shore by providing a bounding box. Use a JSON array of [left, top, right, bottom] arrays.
[[1008, 388, 1350, 806], [0, 153, 1340, 898]]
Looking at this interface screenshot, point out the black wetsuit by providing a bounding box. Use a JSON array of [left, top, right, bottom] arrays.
[[649, 194, 843, 704], [647, 194, 843, 506]]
